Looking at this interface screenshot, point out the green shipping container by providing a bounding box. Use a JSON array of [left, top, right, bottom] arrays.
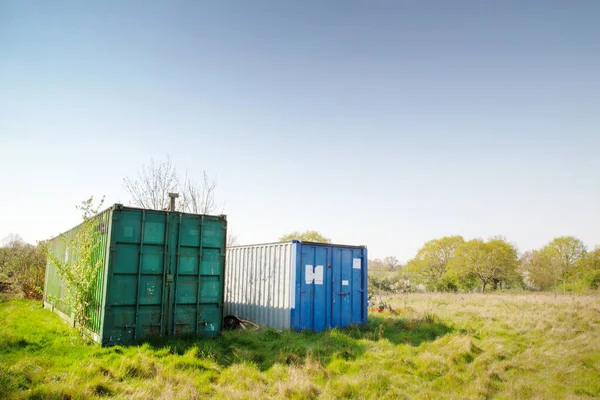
[[43, 204, 227, 346]]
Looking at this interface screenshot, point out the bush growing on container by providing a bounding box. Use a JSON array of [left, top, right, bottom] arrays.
[[42, 196, 105, 333]]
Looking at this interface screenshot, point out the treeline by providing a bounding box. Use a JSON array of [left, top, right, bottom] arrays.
[[371, 236, 600, 294], [3, 230, 599, 300], [369, 256, 400, 271], [0, 235, 45, 299]]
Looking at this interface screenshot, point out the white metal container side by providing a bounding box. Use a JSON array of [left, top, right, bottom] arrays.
[[225, 242, 295, 330]]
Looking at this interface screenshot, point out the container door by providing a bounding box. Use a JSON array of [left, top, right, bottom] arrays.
[[331, 247, 351, 328], [104, 209, 169, 344], [331, 247, 366, 328], [350, 248, 366, 324], [169, 214, 226, 338], [103, 207, 226, 345], [298, 245, 328, 331]]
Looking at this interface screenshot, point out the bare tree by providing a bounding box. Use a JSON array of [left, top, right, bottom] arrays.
[[383, 256, 400, 270], [123, 157, 219, 214], [123, 157, 178, 210], [227, 231, 239, 247], [180, 171, 218, 214]]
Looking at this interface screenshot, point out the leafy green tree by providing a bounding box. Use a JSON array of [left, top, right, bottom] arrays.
[[581, 247, 600, 289], [448, 238, 518, 292], [42, 196, 105, 332], [8, 244, 45, 299], [583, 246, 600, 269], [369, 258, 385, 271], [383, 256, 400, 270], [0, 234, 46, 299], [0, 236, 19, 282], [520, 249, 554, 290], [1, 234, 24, 275], [543, 236, 586, 295], [407, 236, 464, 290], [279, 230, 331, 243]]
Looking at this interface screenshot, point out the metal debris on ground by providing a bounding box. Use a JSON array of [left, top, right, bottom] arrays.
[[223, 315, 260, 331], [368, 299, 397, 314]]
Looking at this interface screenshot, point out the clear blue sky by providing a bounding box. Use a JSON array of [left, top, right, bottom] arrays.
[[1, 1, 599, 261]]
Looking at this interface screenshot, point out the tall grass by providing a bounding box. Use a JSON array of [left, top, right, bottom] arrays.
[[1, 294, 599, 399]]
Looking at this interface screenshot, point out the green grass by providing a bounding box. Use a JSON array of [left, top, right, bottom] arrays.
[[1, 294, 599, 399]]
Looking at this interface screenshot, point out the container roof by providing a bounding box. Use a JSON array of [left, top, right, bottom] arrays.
[[228, 240, 367, 249]]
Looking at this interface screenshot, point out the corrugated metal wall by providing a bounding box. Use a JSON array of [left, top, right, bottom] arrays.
[[225, 243, 295, 330], [43, 207, 112, 334]]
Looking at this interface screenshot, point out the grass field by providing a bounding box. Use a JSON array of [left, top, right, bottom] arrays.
[[1, 293, 599, 399]]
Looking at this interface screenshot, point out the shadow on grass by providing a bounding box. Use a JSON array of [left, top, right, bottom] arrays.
[[352, 314, 454, 346], [129, 314, 453, 371]]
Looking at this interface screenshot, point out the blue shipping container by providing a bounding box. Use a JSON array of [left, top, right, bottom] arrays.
[[225, 241, 368, 331]]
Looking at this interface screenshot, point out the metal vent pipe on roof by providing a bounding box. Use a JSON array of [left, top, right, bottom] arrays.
[[168, 193, 179, 211]]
